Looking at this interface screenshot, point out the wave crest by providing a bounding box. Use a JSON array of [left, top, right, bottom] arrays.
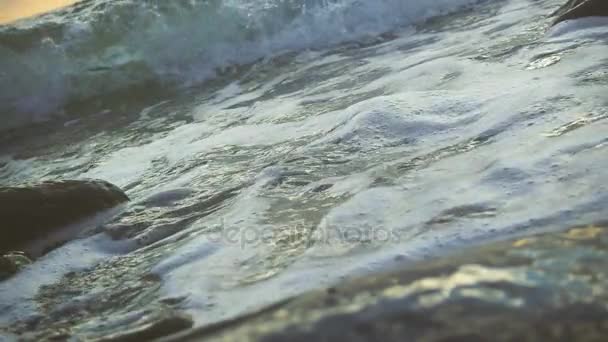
[[0, 0, 481, 130]]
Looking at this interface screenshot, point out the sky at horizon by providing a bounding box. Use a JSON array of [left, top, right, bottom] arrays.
[[0, 0, 77, 24]]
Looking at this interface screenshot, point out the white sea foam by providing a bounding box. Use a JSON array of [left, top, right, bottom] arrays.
[[0, 210, 132, 325], [1, 0, 608, 336]]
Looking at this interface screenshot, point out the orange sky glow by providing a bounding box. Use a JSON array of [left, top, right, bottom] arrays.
[[0, 0, 78, 24]]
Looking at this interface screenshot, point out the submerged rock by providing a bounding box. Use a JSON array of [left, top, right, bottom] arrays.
[[0, 179, 129, 254], [0, 251, 32, 280], [552, 0, 608, 25], [165, 224, 608, 342], [93, 311, 193, 342]]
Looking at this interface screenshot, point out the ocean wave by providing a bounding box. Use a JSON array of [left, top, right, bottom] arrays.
[[0, 0, 482, 130]]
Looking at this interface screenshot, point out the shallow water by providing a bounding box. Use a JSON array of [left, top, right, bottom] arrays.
[[1, 0, 608, 339]]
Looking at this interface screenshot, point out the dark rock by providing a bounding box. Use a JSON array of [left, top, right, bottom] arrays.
[[0, 179, 129, 253], [163, 224, 608, 342], [552, 0, 608, 26]]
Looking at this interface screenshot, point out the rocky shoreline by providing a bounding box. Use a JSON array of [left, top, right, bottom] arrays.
[[163, 223, 608, 342]]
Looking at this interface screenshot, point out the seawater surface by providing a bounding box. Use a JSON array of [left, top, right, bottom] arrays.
[[1, 0, 607, 339]]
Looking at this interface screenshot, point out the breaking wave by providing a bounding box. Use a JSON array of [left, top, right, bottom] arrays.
[[0, 0, 482, 130]]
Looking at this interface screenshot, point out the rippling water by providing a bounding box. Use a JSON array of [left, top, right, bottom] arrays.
[[1, 0, 608, 339]]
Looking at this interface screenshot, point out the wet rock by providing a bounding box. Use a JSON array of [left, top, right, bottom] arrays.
[[165, 224, 608, 342], [552, 0, 608, 26], [0, 251, 32, 280], [0, 179, 129, 253]]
